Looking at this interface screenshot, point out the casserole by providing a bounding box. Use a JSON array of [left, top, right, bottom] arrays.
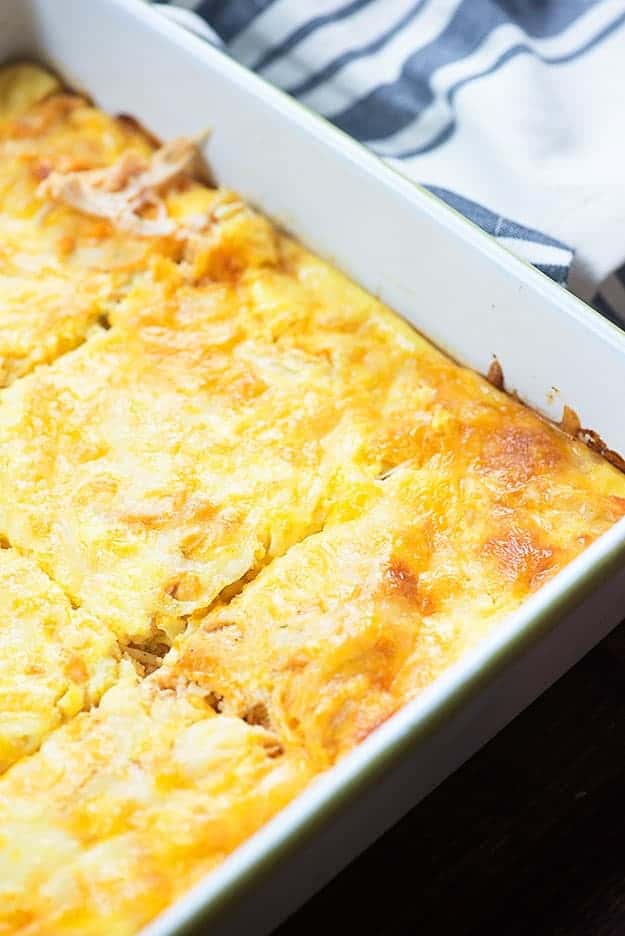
[[1, 2, 625, 934]]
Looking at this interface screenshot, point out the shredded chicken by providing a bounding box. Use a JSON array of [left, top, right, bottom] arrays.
[[125, 645, 168, 676], [38, 137, 198, 237]]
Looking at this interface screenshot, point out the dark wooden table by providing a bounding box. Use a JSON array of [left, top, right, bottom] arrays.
[[276, 621, 625, 936]]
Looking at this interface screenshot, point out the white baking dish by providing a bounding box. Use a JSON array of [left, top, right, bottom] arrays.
[[2, 1, 625, 933]]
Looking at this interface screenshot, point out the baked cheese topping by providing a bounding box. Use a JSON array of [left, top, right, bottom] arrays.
[[161, 451, 625, 768], [0, 64, 215, 384], [0, 62, 624, 935], [0, 670, 309, 935], [0, 548, 120, 772]]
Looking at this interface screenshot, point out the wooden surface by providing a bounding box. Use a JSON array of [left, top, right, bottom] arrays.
[[276, 621, 625, 936]]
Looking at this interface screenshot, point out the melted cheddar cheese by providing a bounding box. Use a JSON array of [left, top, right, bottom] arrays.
[[0, 548, 119, 772], [160, 449, 625, 768], [0, 63, 624, 935], [0, 669, 308, 935]]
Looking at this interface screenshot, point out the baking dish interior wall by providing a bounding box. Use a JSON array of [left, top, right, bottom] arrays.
[[4, 0, 625, 455]]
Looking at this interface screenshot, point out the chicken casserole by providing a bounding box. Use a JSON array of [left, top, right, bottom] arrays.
[[1, 62, 625, 935]]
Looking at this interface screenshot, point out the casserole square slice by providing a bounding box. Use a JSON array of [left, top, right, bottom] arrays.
[[0, 297, 383, 646], [0, 671, 309, 936], [160, 452, 625, 769], [0, 63, 189, 384]]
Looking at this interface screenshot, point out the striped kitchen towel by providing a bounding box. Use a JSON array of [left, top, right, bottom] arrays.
[[156, 0, 625, 325]]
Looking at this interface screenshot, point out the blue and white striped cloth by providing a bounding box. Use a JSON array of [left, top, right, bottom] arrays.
[[156, 0, 625, 326]]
